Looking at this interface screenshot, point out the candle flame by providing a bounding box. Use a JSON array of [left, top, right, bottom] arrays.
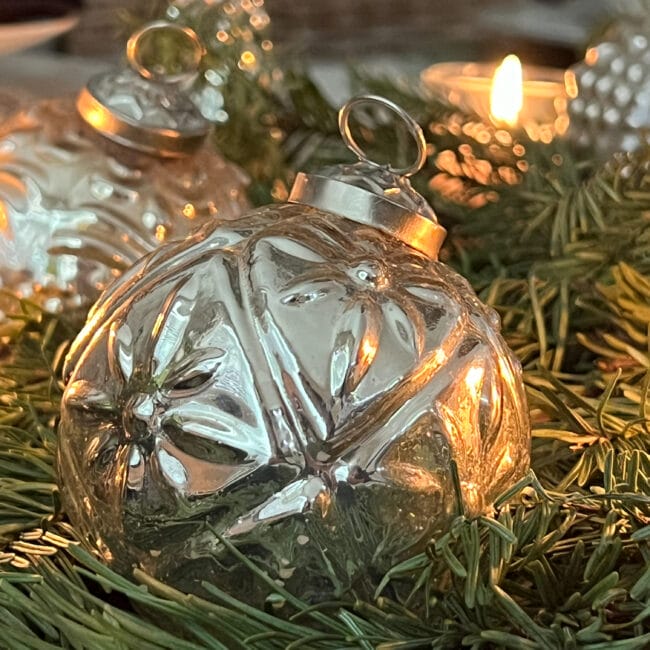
[[490, 54, 523, 126]]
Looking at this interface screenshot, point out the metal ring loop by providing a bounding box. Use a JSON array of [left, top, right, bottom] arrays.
[[338, 94, 427, 177], [126, 21, 205, 84]]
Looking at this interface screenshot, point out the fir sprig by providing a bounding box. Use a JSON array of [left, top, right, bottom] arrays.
[[1, 246, 649, 648]]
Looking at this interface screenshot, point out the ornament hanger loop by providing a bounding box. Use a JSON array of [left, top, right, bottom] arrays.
[[338, 94, 427, 177], [126, 21, 205, 85]]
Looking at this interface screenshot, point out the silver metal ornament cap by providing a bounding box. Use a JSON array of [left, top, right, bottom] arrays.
[[76, 21, 211, 158], [289, 94, 446, 259]]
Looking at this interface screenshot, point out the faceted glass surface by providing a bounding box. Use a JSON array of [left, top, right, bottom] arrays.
[[0, 97, 248, 308], [58, 204, 530, 602]]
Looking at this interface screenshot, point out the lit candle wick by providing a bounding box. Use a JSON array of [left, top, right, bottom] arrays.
[[490, 54, 523, 126]]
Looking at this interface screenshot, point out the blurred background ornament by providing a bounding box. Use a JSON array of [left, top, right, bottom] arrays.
[[0, 21, 249, 313], [567, 0, 650, 159], [58, 95, 530, 604]]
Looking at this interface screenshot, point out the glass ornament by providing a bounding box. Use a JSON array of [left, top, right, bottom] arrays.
[[0, 22, 249, 311], [58, 95, 530, 603]]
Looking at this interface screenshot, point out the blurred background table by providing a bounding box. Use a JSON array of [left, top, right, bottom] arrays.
[[62, 0, 607, 63], [0, 0, 612, 110]]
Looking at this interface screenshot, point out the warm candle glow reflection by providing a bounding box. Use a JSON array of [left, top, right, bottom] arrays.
[[490, 54, 523, 126], [0, 203, 9, 235], [359, 336, 378, 369]]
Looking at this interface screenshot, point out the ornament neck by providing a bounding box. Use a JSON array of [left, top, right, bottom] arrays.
[[288, 95, 446, 259], [76, 21, 210, 159], [289, 171, 446, 259]]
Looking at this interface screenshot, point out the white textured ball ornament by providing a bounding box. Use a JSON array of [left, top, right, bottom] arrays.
[[567, 12, 650, 158]]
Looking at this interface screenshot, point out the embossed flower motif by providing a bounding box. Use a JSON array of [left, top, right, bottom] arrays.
[[61, 266, 274, 524], [241, 213, 528, 517], [245, 217, 470, 448]]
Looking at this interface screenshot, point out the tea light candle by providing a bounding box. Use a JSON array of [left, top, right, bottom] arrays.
[[421, 54, 570, 142]]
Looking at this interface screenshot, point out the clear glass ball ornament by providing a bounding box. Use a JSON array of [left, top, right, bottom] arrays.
[[57, 96, 530, 604]]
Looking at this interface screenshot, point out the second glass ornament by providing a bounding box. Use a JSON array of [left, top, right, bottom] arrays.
[[0, 22, 249, 311]]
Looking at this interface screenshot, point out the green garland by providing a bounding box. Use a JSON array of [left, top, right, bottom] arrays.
[[1, 4, 650, 648], [1, 298, 648, 648]]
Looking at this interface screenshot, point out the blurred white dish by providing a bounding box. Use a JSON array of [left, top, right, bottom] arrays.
[[0, 13, 79, 55]]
